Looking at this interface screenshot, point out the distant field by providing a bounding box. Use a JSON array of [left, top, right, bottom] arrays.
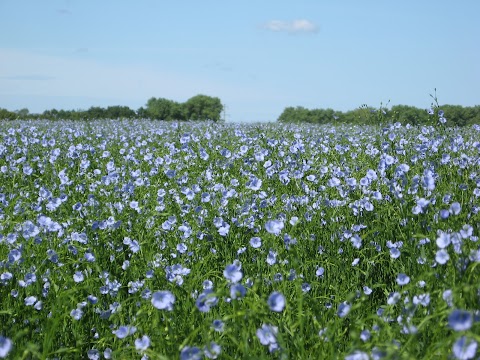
[[0, 120, 479, 359]]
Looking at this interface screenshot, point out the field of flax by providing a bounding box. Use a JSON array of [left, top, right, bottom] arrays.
[[0, 119, 479, 360]]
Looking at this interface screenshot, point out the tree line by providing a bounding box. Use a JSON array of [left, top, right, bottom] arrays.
[[277, 104, 480, 126], [0, 94, 223, 122]]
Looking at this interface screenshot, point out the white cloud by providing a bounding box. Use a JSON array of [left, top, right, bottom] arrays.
[[263, 19, 318, 34]]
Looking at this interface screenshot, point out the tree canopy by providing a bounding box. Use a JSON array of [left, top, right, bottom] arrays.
[[145, 95, 223, 121], [277, 104, 480, 126], [0, 94, 224, 122]]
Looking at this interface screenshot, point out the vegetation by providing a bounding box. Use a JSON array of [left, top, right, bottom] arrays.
[[277, 103, 480, 126], [2, 92, 478, 126], [0, 94, 224, 122], [0, 112, 479, 358]]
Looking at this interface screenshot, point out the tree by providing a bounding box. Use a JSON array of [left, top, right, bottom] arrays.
[[441, 105, 467, 126], [86, 106, 107, 119], [15, 108, 30, 118], [145, 97, 178, 120], [0, 108, 17, 120], [277, 107, 299, 123], [391, 105, 429, 125], [184, 95, 223, 121], [105, 106, 136, 119], [42, 109, 59, 120]]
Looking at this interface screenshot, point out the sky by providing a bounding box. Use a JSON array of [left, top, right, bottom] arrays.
[[1, 0, 479, 122]]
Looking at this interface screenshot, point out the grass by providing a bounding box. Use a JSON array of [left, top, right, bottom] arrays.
[[0, 118, 479, 359]]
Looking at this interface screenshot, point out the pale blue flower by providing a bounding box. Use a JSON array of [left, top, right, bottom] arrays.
[[443, 289, 454, 307], [113, 325, 136, 339], [70, 308, 84, 320], [22, 220, 40, 238], [413, 293, 430, 307], [316, 267, 325, 277], [230, 283, 246, 299], [180, 346, 202, 360], [301, 283, 311, 293], [363, 286, 372, 295], [249, 237, 262, 248], [268, 291, 286, 312], [135, 335, 151, 352], [452, 336, 477, 360], [437, 232, 451, 248], [460, 225, 473, 239], [25, 296, 37, 306], [204, 342, 221, 359], [203, 280, 214, 290], [223, 261, 242, 283], [390, 248, 401, 259], [350, 234, 362, 249], [449, 310, 473, 331], [450, 202, 461, 215], [345, 351, 369, 360], [151, 291, 175, 311], [73, 271, 84, 283], [0, 336, 13, 358], [212, 319, 224, 332], [439, 209, 450, 220], [360, 329, 371, 341], [266, 249, 277, 265], [265, 219, 284, 235], [246, 176, 262, 191], [396, 273, 410, 286], [218, 223, 230, 236], [387, 292, 401, 305], [337, 302, 351, 318], [196, 289, 218, 312], [87, 349, 100, 360], [85, 251, 96, 262], [436, 249, 450, 265], [256, 324, 279, 352]]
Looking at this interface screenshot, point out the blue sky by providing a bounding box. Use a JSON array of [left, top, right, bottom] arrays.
[[1, 0, 479, 122]]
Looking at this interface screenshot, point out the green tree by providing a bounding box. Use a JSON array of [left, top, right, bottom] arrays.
[[0, 108, 17, 120], [277, 107, 298, 123], [145, 97, 177, 120], [441, 105, 467, 126], [105, 105, 136, 119], [86, 106, 107, 119], [15, 108, 30, 118], [390, 105, 429, 125], [42, 109, 59, 120], [184, 95, 223, 121]]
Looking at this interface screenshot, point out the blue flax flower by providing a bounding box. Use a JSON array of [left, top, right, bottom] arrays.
[[268, 291, 286, 312], [452, 336, 477, 360], [449, 310, 473, 331]]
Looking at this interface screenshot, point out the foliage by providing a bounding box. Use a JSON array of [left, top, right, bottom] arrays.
[[183, 94, 223, 122], [0, 108, 17, 120], [278, 98, 480, 127], [144, 95, 224, 121], [0, 120, 479, 359], [145, 98, 184, 120], [1, 94, 224, 122]]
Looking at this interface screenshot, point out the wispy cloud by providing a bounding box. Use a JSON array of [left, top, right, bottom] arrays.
[[0, 75, 56, 81], [57, 8, 71, 15], [203, 62, 233, 72], [263, 19, 319, 34]]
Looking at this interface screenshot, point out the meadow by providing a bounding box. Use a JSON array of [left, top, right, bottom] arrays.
[[0, 116, 479, 359]]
